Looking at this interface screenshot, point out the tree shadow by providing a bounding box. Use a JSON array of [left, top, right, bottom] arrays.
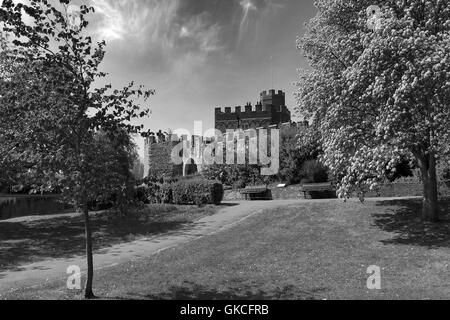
[[0, 206, 216, 272], [372, 198, 450, 248], [218, 203, 240, 207], [110, 282, 327, 300]]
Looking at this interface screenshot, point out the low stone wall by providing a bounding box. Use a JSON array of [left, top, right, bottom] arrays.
[[364, 182, 449, 198], [224, 182, 450, 201], [225, 185, 308, 201]]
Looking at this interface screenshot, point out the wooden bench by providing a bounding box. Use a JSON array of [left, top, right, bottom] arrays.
[[299, 182, 336, 199], [241, 185, 272, 201]]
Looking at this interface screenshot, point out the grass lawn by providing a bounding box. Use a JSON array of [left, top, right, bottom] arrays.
[[2, 198, 450, 300], [0, 204, 221, 273]]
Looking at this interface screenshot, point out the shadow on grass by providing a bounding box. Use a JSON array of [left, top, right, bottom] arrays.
[[373, 198, 450, 248], [112, 282, 327, 300], [218, 203, 240, 207], [0, 204, 222, 272]]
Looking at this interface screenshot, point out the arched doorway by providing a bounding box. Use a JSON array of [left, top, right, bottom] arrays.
[[183, 158, 198, 177]]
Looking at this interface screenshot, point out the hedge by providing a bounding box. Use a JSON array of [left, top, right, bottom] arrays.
[[158, 183, 173, 204], [172, 179, 224, 206]]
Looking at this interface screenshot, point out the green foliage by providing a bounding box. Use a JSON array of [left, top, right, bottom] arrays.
[[296, 0, 450, 209], [202, 124, 322, 187], [158, 184, 173, 204], [172, 179, 224, 206], [301, 160, 329, 184], [134, 181, 173, 205], [443, 163, 450, 189], [385, 157, 416, 183], [202, 164, 267, 189], [279, 124, 321, 184], [0, 0, 154, 211], [0, 0, 154, 297], [232, 179, 247, 190], [139, 182, 159, 204], [134, 185, 150, 204]]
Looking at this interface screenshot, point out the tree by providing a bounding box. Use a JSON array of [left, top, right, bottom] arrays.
[[0, 32, 41, 193], [0, 0, 153, 298], [296, 0, 450, 221], [76, 129, 138, 213], [278, 123, 321, 184]]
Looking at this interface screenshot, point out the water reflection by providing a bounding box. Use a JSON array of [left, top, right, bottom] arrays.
[[0, 195, 69, 220]]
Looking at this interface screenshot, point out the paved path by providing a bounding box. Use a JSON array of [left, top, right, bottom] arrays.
[[0, 197, 420, 295]]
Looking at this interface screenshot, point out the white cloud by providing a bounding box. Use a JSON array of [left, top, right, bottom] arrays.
[[237, 0, 284, 46], [91, 0, 181, 44], [90, 0, 222, 75], [179, 14, 221, 53], [240, 0, 257, 12]]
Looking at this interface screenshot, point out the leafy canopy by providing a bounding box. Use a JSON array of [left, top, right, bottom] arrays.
[[296, 0, 450, 197], [0, 0, 154, 203]]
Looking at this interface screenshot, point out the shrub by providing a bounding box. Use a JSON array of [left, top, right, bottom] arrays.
[[147, 183, 160, 204], [202, 164, 267, 187], [158, 183, 173, 204], [278, 124, 321, 184], [301, 160, 329, 183], [134, 185, 150, 204], [232, 180, 247, 190], [443, 167, 450, 189], [172, 179, 224, 205]]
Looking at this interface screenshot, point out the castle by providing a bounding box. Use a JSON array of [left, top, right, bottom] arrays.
[[215, 89, 291, 133], [144, 89, 293, 179], [144, 131, 208, 179]]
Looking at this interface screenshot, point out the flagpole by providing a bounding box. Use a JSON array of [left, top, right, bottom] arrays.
[[270, 55, 274, 89]]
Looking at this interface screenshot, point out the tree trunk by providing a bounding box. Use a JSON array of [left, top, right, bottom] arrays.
[[419, 154, 440, 222], [82, 195, 95, 299]]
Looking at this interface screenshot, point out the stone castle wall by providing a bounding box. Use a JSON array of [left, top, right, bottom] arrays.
[[147, 141, 177, 179], [215, 89, 292, 133]]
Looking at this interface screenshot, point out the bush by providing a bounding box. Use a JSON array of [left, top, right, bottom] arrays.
[[172, 179, 224, 205], [134, 182, 160, 204], [443, 167, 450, 189], [278, 125, 321, 184], [232, 180, 247, 190], [158, 183, 173, 204], [134, 185, 150, 204], [301, 160, 329, 184], [202, 164, 267, 188]]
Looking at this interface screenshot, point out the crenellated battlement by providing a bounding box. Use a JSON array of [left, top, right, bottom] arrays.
[[261, 89, 285, 97], [215, 105, 289, 115], [215, 103, 268, 115], [215, 89, 292, 133]]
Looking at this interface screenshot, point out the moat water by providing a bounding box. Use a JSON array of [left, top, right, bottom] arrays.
[[0, 194, 68, 221]]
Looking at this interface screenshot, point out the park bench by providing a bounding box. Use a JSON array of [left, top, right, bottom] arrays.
[[241, 185, 272, 201], [299, 182, 336, 199]]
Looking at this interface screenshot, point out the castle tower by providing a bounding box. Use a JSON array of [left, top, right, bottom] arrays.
[[215, 89, 291, 133], [261, 89, 285, 109]]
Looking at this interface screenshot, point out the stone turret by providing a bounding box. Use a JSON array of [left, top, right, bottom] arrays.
[[215, 89, 292, 133]]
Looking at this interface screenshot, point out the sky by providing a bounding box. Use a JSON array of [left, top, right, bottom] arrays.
[[4, 0, 319, 157], [82, 0, 318, 157]]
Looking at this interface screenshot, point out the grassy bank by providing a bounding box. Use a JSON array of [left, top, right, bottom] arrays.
[[0, 204, 221, 273], [2, 198, 449, 300]]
